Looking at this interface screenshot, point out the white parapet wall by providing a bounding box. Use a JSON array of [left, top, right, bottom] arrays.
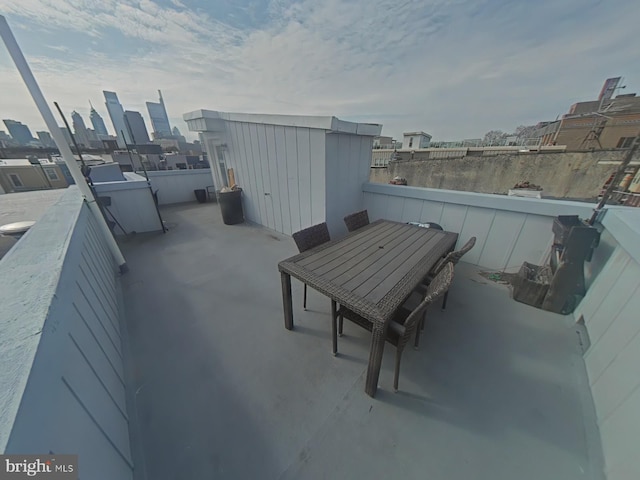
[[143, 169, 214, 205], [362, 182, 596, 271], [93, 172, 163, 235], [0, 186, 135, 479], [574, 207, 640, 480]]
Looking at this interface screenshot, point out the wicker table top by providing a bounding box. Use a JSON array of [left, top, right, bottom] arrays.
[[278, 220, 458, 326]]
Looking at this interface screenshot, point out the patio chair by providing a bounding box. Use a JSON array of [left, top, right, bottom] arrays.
[[343, 210, 370, 232], [292, 223, 331, 310], [411, 236, 476, 348], [334, 263, 454, 392]]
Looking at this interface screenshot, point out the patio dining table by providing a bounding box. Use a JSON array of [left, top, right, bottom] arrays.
[[278, 219, 458, 397]]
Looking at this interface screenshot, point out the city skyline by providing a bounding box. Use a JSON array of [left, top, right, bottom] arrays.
[[0, 0, 639, 141]]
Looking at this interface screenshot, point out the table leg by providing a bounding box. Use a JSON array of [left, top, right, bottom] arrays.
[[331, 300, 337, 356], [365, 324, 386, 397], [281, 272, 293, 330]]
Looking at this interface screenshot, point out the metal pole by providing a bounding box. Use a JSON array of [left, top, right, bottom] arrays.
[[0, 15, 127, 272], [54, 101, 86, 169], [588, 136, 640, 225], [122, 122, 166, 233]]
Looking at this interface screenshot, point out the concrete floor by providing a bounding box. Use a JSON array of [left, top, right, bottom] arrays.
[[119, 202, 604, 480]]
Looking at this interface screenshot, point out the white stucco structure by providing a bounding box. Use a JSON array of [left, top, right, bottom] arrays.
[[403, 131, 431, 149], [183, 110, 382, 237]]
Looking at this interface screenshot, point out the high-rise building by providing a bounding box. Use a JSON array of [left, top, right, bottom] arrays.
[[124, 111, 151, 144], [71, 111, 92, 148], [146, 90, 171, 138], [104, 90, 131, 148], [59, 127, 73, 147], [3, 119, 34, 145], [172, 126, 182, 137], [89, 101, 108, 136], [37, 131, 56, 148]]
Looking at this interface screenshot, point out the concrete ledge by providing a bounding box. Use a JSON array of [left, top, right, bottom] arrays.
[[363, 182, 596, 218]]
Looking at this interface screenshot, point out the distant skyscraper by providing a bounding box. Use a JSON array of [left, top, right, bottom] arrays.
[[59, 127, 73, 147], [172, 126, 182, 136], [89, 101, 108, 136], [36, 131, 56, 148], [146, 90, 171, 138], [104, 90, 131, 147], [124, 111, 151, 144], [3, 119, 34, 145], [71, 111, 92, 148]]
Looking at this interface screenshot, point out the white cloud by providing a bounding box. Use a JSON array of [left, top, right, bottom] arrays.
[[0, 0, 639, 141]]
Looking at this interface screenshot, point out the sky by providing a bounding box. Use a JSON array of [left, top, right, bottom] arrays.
[[0, 0, 639, 142]]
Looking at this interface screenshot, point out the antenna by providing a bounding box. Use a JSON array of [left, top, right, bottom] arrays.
[[89, 99, 94, 110]]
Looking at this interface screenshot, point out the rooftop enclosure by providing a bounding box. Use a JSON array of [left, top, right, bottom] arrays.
[[184, 110, 381, 237]]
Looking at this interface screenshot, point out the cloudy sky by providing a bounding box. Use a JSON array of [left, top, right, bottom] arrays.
[[0, 0, 638, 142]]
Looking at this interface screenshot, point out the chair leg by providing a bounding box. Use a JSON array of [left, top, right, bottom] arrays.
[[331, 300, 338, 356], [441, 290, 449, 311], [414, 311, 426, 350], [393, 348, 403, 392], [303, 283, 308, 310], [338, 314, 344, 336]]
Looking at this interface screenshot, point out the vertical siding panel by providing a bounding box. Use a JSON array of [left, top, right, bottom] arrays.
[[385, 196, 405, 221], [506, 214, 554, 271], [234, 123, 257, 223], [240, 123, 265, 225], [419, 201, 445, 225], [296, 128, 312, 228], [598, 386, 640, 477], [274, 126, 292, 234], [585, 280, 640, 384], [324, 134, 341, 236], [456, 207, 496, 265], [309, 130, 326, 226], [575, 247, 629, 324], [401, 198, 423, 223], [363, 191, 387, 221], [439, 203, 466, 233], [347, 135, 359, 214], [590, 295, 640, 423], [255, 124, 274, 229], [478, 210, 527, 270], [284, 127, 301, 233], [265, 125, 283, 233], [252, 123, 271, 228], [584, 259, 639, 348]]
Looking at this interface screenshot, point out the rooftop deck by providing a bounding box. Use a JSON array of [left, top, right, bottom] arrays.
[[119, 202, 604, 480]]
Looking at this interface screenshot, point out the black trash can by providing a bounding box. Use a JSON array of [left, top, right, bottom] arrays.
[[194, 189, 207, 204], [217, 188, 244, 225]]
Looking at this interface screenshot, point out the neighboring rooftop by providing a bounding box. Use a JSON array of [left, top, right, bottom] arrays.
[[0, 188, 66, 226]]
